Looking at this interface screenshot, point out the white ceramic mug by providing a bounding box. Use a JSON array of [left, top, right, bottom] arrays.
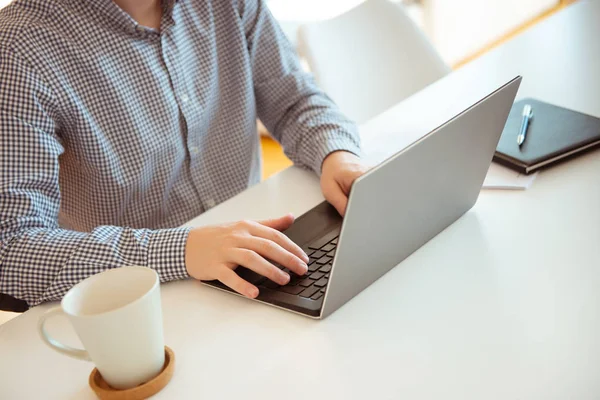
[[38, 266, 165, 390]]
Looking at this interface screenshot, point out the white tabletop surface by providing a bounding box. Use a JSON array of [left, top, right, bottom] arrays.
[[2, 2, 600, 399]]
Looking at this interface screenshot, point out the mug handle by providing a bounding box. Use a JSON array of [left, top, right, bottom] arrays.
[[38, 306, 91, 361]]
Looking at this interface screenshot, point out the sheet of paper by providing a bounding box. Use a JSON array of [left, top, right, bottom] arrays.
[[360, 131, 538, 190], [482, 162, 537, 190]]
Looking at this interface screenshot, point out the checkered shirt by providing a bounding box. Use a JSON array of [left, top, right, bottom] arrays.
[[0, 0, 360, 310]]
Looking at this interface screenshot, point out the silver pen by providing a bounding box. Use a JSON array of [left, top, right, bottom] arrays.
[[517, 104, 533, 146]]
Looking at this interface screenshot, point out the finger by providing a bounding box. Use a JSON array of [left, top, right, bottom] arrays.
[[232, 249, 291, 285], [339, 168, 369, 195], [258, 213, 295, 232], [325, 181, 348, 217], [217, 267, 259, 298], [248, 221, 309, 264], [239, 236, 308, 276]]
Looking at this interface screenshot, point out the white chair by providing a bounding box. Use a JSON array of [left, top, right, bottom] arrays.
[[297, 0, 451, 125]]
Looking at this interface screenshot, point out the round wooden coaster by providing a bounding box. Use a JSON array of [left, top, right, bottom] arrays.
[[89, 346, 175, 400]]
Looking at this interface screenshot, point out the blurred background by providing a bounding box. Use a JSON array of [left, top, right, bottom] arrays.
[[269, 0, 561, 66], [260, 0, 576, 177]]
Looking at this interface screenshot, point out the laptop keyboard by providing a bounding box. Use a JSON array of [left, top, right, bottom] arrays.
[[259, 231, 339, 301]]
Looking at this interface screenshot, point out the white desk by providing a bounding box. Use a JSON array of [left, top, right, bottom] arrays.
[[1, 2, 600, 399]]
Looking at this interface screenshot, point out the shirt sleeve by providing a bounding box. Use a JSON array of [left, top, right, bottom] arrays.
[[0, 48, 190, 310], [237, 0, 362, 174]]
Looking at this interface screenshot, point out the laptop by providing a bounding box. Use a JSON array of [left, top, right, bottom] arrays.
[[205, 76, 522, 319]]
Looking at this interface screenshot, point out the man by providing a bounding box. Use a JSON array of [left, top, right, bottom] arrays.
[[0, 0, 367, 311]]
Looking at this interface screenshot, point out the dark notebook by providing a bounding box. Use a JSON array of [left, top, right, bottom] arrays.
[[494, 98, 600, 174]]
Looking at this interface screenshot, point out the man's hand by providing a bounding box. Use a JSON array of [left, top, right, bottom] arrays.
[[321, 151, 370, 216], [184, 214, 309, 298]]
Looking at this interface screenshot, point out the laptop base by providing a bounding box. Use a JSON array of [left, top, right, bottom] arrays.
[[204, 201, 342, 317]]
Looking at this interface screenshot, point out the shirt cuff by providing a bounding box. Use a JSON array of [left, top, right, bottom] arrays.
[[300, 131, 362, 176], [147, 227, 191, 282]]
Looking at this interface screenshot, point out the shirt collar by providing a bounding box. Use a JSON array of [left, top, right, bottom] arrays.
[[79, 0, 178, 38]]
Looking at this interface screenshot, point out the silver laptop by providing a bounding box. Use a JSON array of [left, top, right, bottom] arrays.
[[205, 76, 522, 319]]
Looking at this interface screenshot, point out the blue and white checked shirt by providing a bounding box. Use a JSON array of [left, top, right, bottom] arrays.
[[0, 0, 360, 310]]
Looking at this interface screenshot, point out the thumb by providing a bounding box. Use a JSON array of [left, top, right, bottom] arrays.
[[258, 213, 295, 231], [326, 182, 349, 217]]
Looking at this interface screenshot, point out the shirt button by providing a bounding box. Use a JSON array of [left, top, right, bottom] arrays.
[[181, 93, 190, 104], [190, 146, 199, 155], [205, 198, 216, 209]]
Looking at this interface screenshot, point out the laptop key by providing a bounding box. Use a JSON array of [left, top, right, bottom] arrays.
[[314, 278, 328, 288], [326, 250, 336, 257], [309, 250, 325, 261], [299, 286, 320, 298], [321, 243, 335, 252], [330, 237, 338, 244], [319, 264, 331, 273], [262, 280, 280, 289], [316, 255, 331, 265], [308, 263, 320, 272], [288, 275, 302, 286], [281, 285, 304, 295], [311, 271, 325, 280], [308, 229, 341, 250], [320, 288, 325, 293], [311, 292, 323, 300], [299, 279, 312, 287]]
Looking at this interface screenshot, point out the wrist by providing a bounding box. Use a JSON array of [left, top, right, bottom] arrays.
[[184, 228, 200, 277], [322, 151, 360, 172]]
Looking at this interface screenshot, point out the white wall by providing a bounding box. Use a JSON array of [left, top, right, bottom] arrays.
[[424, 0, 558, 64]]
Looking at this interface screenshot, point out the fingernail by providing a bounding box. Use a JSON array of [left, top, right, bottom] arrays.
[[249, 287, 259, 298], [281, 273, 290, 284], [302, 252, 309, 263], [300, 262, 308, 274]]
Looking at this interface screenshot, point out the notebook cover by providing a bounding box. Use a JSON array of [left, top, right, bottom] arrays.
[[494, 98, 600, 174]]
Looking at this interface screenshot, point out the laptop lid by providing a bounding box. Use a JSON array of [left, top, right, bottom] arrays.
[[320, 76, 522, 318]]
